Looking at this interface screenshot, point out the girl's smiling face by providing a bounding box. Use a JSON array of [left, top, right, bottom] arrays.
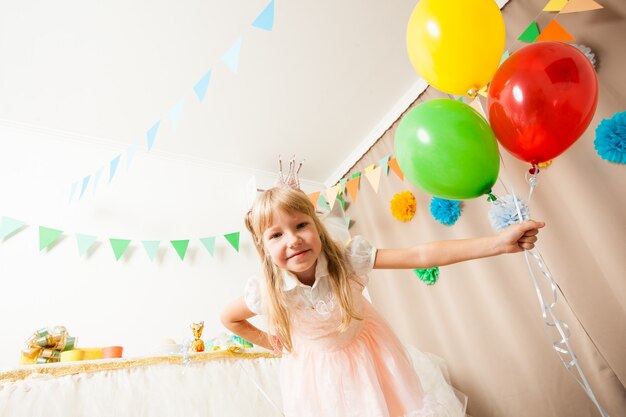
[[262, 209, 322, 283]]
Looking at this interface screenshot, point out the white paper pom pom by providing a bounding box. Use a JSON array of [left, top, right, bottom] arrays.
[[489, 194, 530, 232], [572, 43, 597, 69]]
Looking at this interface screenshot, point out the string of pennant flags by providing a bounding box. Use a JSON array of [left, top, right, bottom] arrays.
[[67, 0, 276, 203], [0, 154, 404, 263], [0, 216, 241, 262]]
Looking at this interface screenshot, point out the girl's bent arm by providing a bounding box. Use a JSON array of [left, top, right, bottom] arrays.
[[374, 220, 545, 269], [220, 297, 274, 351]]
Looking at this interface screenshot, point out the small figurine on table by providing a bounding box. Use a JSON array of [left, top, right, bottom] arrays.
[[190, 321, 205, 352]]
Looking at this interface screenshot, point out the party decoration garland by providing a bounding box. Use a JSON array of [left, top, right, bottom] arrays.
[[594, 111, 626, 164], [429, 197, 461, 226], [488, 194, 530, 232], [390, 191, 417, 222], [414, 267, 439, 286]]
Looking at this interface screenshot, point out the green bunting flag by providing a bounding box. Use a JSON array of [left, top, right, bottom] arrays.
[[200, 237, 216, 256], [76, 234, 97, 257], [518, 21, 540, 43], [0, 216, 26, 241], [39, 226, 63, 251], [224, 232, 240, 252], [109, 238, 131, 261], [171, 240, 190, 261], [141, 240, 160, 262]]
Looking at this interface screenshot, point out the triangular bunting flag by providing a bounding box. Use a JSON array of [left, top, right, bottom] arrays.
[[200, 237, 216, 256], [193, 70, 212, 102], [224, 232, 240, 252], [477, 85, 489, 97], [92, 168, 103, 194], [469, 98, 486, 118], [364, 166, 382, 193], [518, 21, 540, 42], [346, 177, 360, 203], [146, 121, 161, 152], [536, 19, 575, 42], [169, 100, 184, 131], [351, 172, 361, 179], [109, 155, 121, 183], [68, 181, 78, 203], [79, 175, 91, 199], [325, 185, 340, 210], [0, 216, 26, 241], [307, 191, 320, 208], [457, 96, 463, 102], [561, 0, 604, 13], [388, 158, 404, 181], [499, 50, 510, 67], [364, 164, 375, 173], [76, 234, 97, 257], [339, 178, 348, 194], [252, 0, 275, 31], [222, 37, 243, 74], [337, 193, 345, 210], [543, 0, 568, 11], [379, 155, 390, 175], [39, 226, 63, 251], [141, 240, 160, 261], [126, 142, 137, 170], [345, 216, 351, 228], [171, 240, 190, 261], [317, 193, 329, 209], [109, 238, 131, 261]]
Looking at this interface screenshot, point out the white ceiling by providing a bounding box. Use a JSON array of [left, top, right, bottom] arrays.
[[0, 0, 484, 185]]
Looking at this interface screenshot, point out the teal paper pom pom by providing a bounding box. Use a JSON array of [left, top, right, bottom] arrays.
[[430, 197, 461, 226], [414, 267, 439, 285], [595, 111, 626, 164]]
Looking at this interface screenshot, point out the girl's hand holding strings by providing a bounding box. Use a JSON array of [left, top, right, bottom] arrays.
[[496, 220, 545, 254]]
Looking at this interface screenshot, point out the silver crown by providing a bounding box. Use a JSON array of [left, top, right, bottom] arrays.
[[276, 155, 304, 190]]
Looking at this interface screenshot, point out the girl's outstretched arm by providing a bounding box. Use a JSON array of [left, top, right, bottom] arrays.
[[220, 297, 276, 350], [374, 220, 545, 270]]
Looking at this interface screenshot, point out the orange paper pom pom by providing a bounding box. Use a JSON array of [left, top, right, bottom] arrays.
[[390, 191, 417, 222]]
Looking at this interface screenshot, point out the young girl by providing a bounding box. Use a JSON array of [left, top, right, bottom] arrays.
[[221, 186, 544, 417]]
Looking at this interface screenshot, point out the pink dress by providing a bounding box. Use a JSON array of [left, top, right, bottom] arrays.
[[244, 236, 465, 417]]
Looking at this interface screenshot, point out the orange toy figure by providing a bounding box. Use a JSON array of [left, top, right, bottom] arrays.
[[190, 322, 205, 352]]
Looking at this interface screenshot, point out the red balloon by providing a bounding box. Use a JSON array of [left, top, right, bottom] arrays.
[[487, 42, 598, 165]]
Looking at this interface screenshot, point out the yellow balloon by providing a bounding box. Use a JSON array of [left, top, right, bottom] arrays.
[[406, 0, 505, 96]]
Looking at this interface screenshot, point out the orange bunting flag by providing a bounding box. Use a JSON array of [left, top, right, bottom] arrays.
[[560, 0, 603, 13], [543, 0, 568, 11], [536, 19, 575, 42], [388, 158, 404, 181], [364, 166, 382, 193], [308, 191, 320, 209], [325, 185, 340, 210], [346, 177, 360, 203]]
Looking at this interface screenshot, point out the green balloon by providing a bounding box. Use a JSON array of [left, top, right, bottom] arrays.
[[394, 99, 499, 200]]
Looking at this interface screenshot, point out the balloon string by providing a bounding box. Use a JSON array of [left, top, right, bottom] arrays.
[[500, 165, 610, 417]]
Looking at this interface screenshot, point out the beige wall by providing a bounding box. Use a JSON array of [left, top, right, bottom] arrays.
[[345, 1, 626, 416]]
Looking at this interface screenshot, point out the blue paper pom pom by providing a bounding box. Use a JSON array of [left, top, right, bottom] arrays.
[[595, 111, 626, 164], [430, 197, 461, 226], [488, 194, 530, 232]]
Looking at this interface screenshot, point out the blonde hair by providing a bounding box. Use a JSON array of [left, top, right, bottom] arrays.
[[245, 187, 362, 352]]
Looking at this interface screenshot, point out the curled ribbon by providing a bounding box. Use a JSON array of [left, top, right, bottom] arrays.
[[505, 168, 609, 417], [21, 326, 76, 364]]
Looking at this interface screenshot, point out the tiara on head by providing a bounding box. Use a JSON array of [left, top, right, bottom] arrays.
[[276, 155, 304, 191]]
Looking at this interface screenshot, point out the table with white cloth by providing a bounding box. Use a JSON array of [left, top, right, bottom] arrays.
[[0, 350, 284, 417]]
